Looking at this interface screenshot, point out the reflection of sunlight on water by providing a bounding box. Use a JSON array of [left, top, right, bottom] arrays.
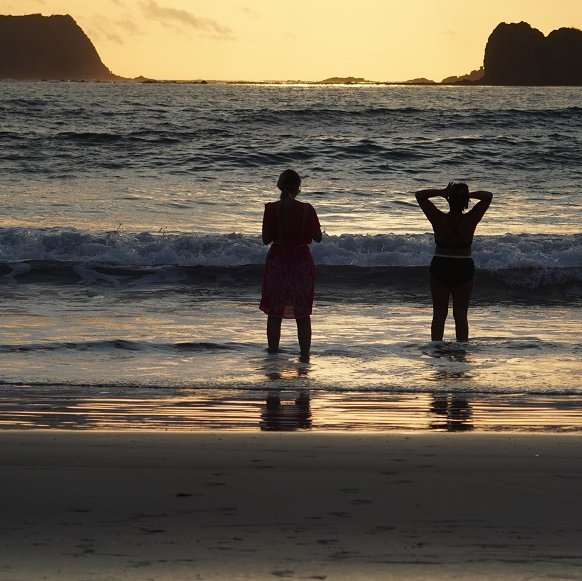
[[260, 354, 311, 382], [1, 289, 580, 396], [1, 387, 582, 433]]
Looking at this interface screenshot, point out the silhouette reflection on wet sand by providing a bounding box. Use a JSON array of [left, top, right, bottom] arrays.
[[430, 393, 473, 431], [260, 390, 312, 431], [259, 351, 312, 430], [425, 343, 474, 431]]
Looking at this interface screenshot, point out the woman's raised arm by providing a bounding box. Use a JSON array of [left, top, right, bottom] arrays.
[[467, 190, 493, 224], [415, 183, 453, 222]]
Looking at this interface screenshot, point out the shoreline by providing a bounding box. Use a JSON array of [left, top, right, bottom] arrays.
[[1, 431, 581, 580], [1, 388, 581, 433]]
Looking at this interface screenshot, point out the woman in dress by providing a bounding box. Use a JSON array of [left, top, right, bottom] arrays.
[[260, 170, 322, 357], [415, 182, 492, 341]]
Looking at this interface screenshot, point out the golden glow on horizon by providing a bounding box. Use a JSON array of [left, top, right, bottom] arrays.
[[1, 0, 582, 81]]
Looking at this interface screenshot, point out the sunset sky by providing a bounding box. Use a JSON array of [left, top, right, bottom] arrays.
[[1, 0, 581, 81]]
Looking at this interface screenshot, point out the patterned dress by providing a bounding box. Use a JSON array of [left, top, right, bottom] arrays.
[[260, 199, 321, 319]]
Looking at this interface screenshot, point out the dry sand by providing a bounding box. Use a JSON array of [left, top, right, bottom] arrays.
[[1, 431, 581, 580]]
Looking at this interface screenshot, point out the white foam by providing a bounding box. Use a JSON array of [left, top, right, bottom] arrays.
[[0, 228, 580, 271]]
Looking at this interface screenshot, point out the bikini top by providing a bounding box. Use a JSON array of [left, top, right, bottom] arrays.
[[434, 215, 473, 250]]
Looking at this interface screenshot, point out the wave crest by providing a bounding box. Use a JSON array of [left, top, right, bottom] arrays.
[[0, 228, 579, 290]]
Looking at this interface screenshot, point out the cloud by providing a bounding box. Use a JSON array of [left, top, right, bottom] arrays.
[[90, 15, 141, 45], [239, 6, 259, 19], [0, 0, 44, 6], [443, 29, 460, 40], [139, 0, 234, 38]]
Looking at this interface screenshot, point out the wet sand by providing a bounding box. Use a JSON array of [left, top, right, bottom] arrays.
[[2, 387, 582, 432], [1, 431, 581, 580]]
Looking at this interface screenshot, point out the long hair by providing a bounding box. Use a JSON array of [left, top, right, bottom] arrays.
[[276, 169, 301, 241], [449, 183, 469, 213]]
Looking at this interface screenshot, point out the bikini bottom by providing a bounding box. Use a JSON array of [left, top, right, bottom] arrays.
[[430, 256, 475, 287]]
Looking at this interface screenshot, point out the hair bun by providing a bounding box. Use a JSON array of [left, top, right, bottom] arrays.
[[277, 169, 301, 193]]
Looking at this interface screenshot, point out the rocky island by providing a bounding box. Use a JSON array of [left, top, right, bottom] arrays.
[[0, 14, 119, 81], [482, 22, 582, 85]]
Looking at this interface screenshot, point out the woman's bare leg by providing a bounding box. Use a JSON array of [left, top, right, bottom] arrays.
[[267, 315, 282, 353], [296, 316, 311, 356], [451, 279, 474, 341], [429, 274, 450, 341]]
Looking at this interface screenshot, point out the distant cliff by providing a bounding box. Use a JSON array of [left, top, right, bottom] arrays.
[[318, 77, 369, 84], [483, 22, 582, 85], [0, 14, 119, 81], [441, 67, 484, 85]]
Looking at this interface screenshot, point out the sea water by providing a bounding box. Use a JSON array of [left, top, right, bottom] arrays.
[[0, 82, 580, 431]]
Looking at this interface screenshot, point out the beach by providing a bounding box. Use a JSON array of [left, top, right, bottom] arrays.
[[0, 82, 581, 579], [1, 430, 582, 580]]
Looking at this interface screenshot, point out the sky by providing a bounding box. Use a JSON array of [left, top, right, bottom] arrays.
[[1, 0, 582, 81]]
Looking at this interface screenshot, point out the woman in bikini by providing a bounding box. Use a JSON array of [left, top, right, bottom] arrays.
[[415, 182, 492, 341], [260, 169, 322, 357]]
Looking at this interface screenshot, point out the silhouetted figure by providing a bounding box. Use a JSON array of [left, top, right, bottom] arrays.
[[416, 182, 492, 341], [260, 170, 322, 357]]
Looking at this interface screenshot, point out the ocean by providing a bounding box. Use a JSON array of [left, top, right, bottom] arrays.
[[0, 82, 580, 431]]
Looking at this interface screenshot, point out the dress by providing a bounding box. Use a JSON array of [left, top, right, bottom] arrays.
[[260, 200, 321, 319]]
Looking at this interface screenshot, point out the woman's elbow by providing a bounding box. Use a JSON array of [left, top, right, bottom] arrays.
[[313, 231, 323, 243], [483, 192, 493, 204]]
